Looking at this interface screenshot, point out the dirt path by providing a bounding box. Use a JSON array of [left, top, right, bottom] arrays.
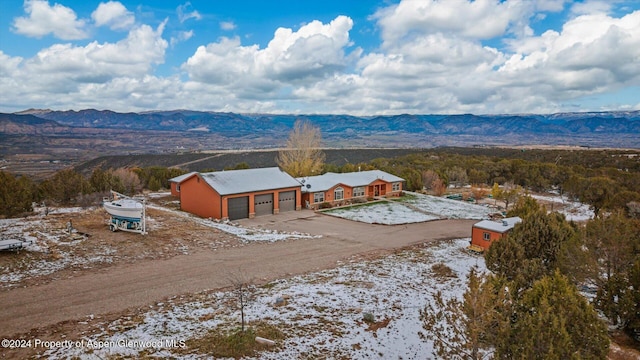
[[0, 213, 475, 338]]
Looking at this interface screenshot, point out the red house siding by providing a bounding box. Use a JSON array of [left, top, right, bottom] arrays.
[[179, 174, 301, 220], [303, 180, 402, 209], [471, 227, 509, 251], [170, 182, 180, 197], [180, 175, 222, 219]]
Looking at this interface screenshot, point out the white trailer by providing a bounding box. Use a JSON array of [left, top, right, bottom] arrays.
[[0, 239, 32, 251]]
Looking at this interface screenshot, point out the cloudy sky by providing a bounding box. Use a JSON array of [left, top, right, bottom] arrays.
[[1, 0, 639, 115]]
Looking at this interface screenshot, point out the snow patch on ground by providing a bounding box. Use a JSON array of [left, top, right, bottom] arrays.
[[147, 204, 321, 243], [325, 201, 439, 224], [45, 238, 484, 359], [530, 194, 594, 221], [325, 192, 492, 224], [405, 193, 492, 220]]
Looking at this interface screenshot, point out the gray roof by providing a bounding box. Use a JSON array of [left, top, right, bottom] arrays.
[[473, 217, 522, 233], [199, 167, 301, 195], [169, 171, 198, 183], [297, 170, 404, 193]]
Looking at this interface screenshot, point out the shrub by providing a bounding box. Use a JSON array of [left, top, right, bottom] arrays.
[[363, 312, 375, 323], [319, 202, 333, 209]]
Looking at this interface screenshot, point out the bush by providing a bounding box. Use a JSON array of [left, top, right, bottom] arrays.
[[319, 202, 333, 209], [181, 322, 284, 358], [363, 312, 375, 323], [352, 197, 367, 204]]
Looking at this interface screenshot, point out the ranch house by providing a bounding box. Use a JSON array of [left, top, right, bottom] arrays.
[[470, 216, 522, 252], [298, 170, 404, 209]]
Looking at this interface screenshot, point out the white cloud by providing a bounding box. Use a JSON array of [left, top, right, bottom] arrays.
[[12, 0, 87, 40], [0, 22, 168, 110], [177, 2, 202, 23], [170, 30, 194, 47], [372, 0, 530, 45], [92, 1, 135, 30], [183, 16, 355, 87], [2, 1, 639, 115], [570, 0, 612, 15], [220, 21, 236, 31]]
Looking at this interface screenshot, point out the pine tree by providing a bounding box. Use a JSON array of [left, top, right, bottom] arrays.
[[420, 267, 506, 360], [0, 171, 34, 217], [495, 271, 609, 359], [586, 212, 640, 330]]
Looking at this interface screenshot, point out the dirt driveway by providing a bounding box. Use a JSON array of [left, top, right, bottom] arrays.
[[0, 209, 475, 339]]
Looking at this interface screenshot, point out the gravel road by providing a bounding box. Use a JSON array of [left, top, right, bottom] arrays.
[[0, 211, 475, 338]]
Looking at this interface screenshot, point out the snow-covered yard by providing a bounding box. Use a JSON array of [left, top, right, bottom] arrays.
[[44, 238, 483, 359], [323, 200, 440, 224], [0, 209, 118, 286], [324, 191, 594, 225], [530, 194, 594, 221], [324, 192, 492, 225]]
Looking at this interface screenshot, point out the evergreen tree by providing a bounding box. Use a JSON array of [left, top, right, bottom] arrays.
[[420, 267, 506, 360], [39, 169, 90, 205], [495, 271, 609, 359], [586, 212, 640, 330], [147, 176, 162, 191], [0, 171, 34, 217]]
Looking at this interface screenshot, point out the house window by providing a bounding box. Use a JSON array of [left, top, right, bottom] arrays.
[[353, 187, 365, 197], [176, 184, 180, 192], [483, 232, 491, 241], [313, 192, 324, 204], [392, 182, 401, 191], [334, 187, 344, 201]]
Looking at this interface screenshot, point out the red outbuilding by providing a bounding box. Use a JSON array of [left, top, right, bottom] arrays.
[[470, 216, 522, 252]]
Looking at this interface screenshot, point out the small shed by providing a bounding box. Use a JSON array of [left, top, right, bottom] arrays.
[[471, 216, 522, 252]]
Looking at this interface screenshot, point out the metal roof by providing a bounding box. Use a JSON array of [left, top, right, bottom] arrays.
[[297, 170, 404, 193], [200, 167, 301, 195], [168, 171, 198, 183], [473, 217, 522, 233]]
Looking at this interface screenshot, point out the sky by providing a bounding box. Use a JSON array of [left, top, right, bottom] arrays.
[[0, 0, 639, 115]]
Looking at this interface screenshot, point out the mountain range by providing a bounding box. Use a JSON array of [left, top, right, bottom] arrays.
[[2, 109, 639, 153]]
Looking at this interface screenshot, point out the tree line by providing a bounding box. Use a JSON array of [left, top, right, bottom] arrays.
[[2, 148, 639, 220], [0, 166, 187, 217]]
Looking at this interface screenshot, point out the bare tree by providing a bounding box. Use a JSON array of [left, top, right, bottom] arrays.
[[422, 170, 441, 191], [471, 184, 489, 202], [112, 168, 142, 195], [431, 178, 447, 196], [277, 120, 325, 177], [227, 270, 257, 332]]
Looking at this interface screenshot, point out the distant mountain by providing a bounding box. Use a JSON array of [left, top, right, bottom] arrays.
[[3, 109, 639, 149], [28, 109, 640, 135], [0, 113, 72, 134]]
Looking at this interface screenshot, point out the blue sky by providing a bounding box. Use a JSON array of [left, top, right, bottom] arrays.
[[0, 0, 639, 115]]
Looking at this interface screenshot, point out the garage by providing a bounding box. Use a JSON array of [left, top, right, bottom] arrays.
[[254, 193, 274, 217], [173, 167, 301, 220], [228, 196, 249, 220], [278, 190, 296, 212]]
